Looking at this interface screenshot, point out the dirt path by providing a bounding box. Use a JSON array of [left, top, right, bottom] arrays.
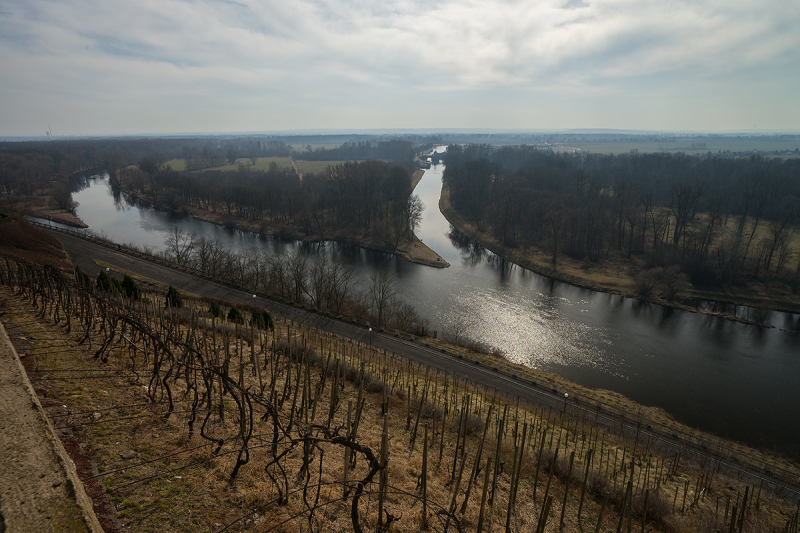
[[0, 320, 102, 532]]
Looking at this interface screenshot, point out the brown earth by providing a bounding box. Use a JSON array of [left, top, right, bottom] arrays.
[[0, 214, 72, 269]]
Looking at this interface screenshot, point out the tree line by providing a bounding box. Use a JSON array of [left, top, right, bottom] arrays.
[[118, 159, 423, 251], [298, 139, 416, 162], [158, 226, 426, 332], [444, 145, 800, 293]]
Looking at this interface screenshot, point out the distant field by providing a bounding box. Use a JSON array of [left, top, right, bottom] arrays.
[[293, 160, 342, 174], [163, 158, 187, 171], [163, 157, 294, 172], [289, 144, 341, 153], [564, 140, 800, 155]]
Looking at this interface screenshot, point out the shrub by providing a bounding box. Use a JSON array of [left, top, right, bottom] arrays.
[[586, 471, 609, 496], [363, 373, 386, 394], [96, 270, 112, 292], [409, 398, 444, 420], [165, 285, 183, 308], [121, 274, 140, 300], [227, 306, 244, 324], [74, 266, 92, 287], [208, 300, 222, 318], [634, 268, 660, 297], [97, 270, 123, 295], [43, 263, 66, 280], [631, 490, 672, 522], [250, 309, 274, 330], [464, 414, 485, 436]]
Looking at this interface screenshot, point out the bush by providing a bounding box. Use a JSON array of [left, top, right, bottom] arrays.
[[250, 309, 274, 330], [634, 268, 660, 296], [121, 274, 140, 300], [96, 270, 112, 292], [342, 363, 361, 383], [363, 373, 387, 394], [631, 490, 672, 522], [74, 266, 92, 287], [586, 471, 609, 496], [273, 342, 322, 366], [464, 414, 485, 436], [97, 270, 123, 295], [165, 285, 183, 308], [208, 300, 222, 318], [43, 263, 66, 280], [227, 306, 244, 324]]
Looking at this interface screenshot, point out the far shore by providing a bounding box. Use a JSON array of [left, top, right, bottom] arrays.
[[438, 184, 800, 329]]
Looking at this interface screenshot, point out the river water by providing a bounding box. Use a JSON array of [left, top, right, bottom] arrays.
[[66, 162, 800, 458]]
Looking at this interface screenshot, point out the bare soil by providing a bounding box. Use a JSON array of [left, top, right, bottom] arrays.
[[0, 214, 72, 269]]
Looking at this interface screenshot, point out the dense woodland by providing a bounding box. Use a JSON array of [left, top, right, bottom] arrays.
[[117, 158, 423, 251], [444, 145, 800, 294]]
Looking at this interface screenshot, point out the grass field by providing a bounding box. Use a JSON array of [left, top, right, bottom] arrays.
[[163, 157, 294, 172], [293, 160, 342, 174], [563, 140, 800, 155]]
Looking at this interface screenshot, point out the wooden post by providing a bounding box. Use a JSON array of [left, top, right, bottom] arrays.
[[343, 400, 352, 498], [594, 493, 609, 533], [577, 449, 594, 522], [422, 423, 429, 529], [532, 429, 547, 502], [378, 413, 388, 529], [560, 450, 576, 528], [477, 456, 493, 533], [536, 495, 554, 533]]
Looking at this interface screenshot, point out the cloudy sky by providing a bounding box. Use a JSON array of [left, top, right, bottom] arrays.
[[1, 0, 798, 136]]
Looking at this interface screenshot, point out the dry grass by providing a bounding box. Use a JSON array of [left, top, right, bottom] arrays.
[[2, 279, 799, 533], [0, 214, 72, 269]]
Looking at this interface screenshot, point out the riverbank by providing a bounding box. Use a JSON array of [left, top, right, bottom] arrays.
[[439, 184, 800, 328], [2, 192, 88, 228]]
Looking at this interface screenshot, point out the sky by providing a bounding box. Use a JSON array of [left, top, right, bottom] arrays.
[[1, 0, 798, 136]]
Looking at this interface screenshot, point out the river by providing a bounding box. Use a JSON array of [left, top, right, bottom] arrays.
[[64, 161, 800, 458]]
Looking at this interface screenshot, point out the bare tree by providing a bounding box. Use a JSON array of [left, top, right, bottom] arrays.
[[329, 257, 357, 313], [305, 255, 331, 308], [288, 252, 308, 303], [369, 269, 396, 327], [164, 227, 195, 268]]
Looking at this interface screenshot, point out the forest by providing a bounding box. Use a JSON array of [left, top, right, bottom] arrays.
[[116, 158, 423, 251], [444, 145, 800, 296]]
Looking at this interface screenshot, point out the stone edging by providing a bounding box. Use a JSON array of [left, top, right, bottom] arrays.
[[0, 322, 103, 532]]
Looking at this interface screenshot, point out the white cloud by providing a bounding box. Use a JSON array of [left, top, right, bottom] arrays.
[[0, 0, 798, 134]]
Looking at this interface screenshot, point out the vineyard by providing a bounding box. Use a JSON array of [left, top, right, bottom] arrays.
[[1, 254, 799, 533]]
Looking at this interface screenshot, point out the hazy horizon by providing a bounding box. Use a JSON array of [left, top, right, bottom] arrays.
[[2, 0, 798, 137], [5, 127, 800, 142]]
